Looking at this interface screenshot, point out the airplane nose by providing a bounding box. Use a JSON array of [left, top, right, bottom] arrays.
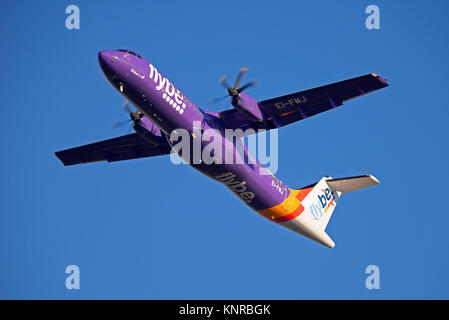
[[98, 50, 116, 70], [98, 50, 127, 84]]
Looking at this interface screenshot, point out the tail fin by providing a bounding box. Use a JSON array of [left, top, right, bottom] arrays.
[[302, 175, 379, 230], [280, 175, 379, 248]]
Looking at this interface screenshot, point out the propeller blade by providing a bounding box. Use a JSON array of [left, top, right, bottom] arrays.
[[121, 100, 133, 114], [112, 119, 132, 128], [219, 75, 231, 89], [210, 94, 229, 104], [237, 80, 258, 93], [215, 68, 257, 110], [225, 97, 231, 109], [234, 67, 248, 89]]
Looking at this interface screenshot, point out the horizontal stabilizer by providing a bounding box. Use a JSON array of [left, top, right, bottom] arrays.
[[326, 175, 380, 193]]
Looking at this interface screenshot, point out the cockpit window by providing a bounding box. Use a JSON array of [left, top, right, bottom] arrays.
[[129, 51, 142, 58], [116, 49, 142, 59]]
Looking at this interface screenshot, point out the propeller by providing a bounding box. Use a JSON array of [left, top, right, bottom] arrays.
[[112, 119, 131, 128], [112, 100, 143, 130], [210, 67, 257, 105]]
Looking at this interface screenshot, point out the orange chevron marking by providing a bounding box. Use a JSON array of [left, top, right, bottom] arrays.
[[257, 187, 314, 223]]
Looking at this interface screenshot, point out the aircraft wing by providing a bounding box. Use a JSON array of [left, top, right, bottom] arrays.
[[55, 133, 171, 166], [219, 73, 389, 132]]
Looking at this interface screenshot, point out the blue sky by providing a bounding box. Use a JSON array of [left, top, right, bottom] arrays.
[[1, 0, 448, 299]]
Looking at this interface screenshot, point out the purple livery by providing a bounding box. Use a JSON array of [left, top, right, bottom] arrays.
[[55, 49, 389, 248]]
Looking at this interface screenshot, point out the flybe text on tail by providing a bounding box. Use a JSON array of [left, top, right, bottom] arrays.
[[310, 187, 337, 219], [300, 178, 341, 230]]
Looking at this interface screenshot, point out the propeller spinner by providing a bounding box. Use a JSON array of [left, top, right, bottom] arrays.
[[112, 100, 143, 129], [122, 100, 142, 122], [211, 67, 257, 104]]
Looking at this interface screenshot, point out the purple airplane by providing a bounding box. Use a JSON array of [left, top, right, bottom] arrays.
[[55, 49, 389, 248]]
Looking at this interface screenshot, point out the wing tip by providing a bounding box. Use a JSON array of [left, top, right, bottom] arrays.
[[371, 73, 389, 86], [367, 174, 381, 185], [54, 150, 78, 166], [54, 151, 65, 164]]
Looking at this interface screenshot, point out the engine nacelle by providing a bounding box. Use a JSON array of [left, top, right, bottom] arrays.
[[232, 92, 263, 121], [133, 116, 166, 145]]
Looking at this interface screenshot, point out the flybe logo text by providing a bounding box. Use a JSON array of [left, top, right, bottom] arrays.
[[215, 172, 255, 204], [149, 64, 187, 115], [309, 187, 336, 220], [318, 188, 335, 210]]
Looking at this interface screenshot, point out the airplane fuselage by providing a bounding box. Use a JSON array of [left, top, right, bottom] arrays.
[[57, 49, 388, 248], [98, 50, 293, 219]]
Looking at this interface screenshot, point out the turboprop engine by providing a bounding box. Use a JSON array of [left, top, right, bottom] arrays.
[[231, 91, 263, 121], [214, 67, 264, 121]]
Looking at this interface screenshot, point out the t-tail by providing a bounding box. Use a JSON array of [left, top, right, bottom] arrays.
[[261, 175, 380, 248]]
